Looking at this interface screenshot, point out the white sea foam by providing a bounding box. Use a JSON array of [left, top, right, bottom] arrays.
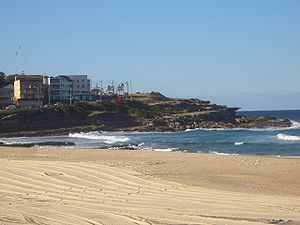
[[209, 151, 239, 156], [152, 147, 179, 152], [185, 128, 227, 131], [248, 120, 300, 131], [109, 145, 178, 152], [291, 120, 300, 129], [138, 142, 145, 147], [184, 128, 200, 132], [108, 143, 150, 151], [69, 132, 130, 144], [234, 142, 244, 146], [185, 127, 275, 132], [0, 140, 31, 145], [277, 133, 300, 141], [183, 120, 300, 132]]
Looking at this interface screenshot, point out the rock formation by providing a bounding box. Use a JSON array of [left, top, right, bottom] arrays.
[[0, 93, 292, 137]]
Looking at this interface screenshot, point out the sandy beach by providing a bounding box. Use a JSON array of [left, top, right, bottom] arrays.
[[0, 146, 299, 225]]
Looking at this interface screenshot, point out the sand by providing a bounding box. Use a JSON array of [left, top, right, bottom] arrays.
[[0, 146, 299, 225]]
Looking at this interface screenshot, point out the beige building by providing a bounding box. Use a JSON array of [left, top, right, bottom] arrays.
[[13, 75, 44, 107]]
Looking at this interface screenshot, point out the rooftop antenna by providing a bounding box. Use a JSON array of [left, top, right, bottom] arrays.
[[24, 57, 28, 74], [15, 45, 21, 74]]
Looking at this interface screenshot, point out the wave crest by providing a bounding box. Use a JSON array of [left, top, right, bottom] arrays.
[[277, 133, 300, 141], [69, 132, 130, 144], [234, 142, 244, 146]]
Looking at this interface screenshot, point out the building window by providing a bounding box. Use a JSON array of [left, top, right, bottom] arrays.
[[82, 85, 85, 88], [77, 85, 79, 88]]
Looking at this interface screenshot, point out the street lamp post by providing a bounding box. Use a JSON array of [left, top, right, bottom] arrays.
[[100, 80, 103, 102], [69, 80, 73, 105], [48, 78, 51, 105]]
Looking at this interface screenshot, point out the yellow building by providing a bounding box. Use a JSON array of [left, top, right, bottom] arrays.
[[13, 75, 44, 107]]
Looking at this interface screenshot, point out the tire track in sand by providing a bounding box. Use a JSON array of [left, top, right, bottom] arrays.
[[0, 160, 300, 225]]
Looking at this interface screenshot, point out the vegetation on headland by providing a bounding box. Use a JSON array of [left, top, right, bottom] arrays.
[[0, 92, 292, 137], [0, 72, 6, 88]]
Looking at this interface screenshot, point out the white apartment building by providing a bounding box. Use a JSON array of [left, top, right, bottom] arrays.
[[64, 75, 91, 101]]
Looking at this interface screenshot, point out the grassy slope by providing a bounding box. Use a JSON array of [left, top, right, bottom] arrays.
[[0, 93, 172, 133]]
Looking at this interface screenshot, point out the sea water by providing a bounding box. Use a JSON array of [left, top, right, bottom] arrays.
[[1, 110, 300, 157]]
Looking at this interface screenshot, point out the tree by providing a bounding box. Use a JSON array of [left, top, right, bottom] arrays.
[[5, 75, 15, 85], [0, 71, 6, 88]]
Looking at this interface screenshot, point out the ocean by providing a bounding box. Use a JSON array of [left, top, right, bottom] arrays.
[[1, 110, 300, 157]]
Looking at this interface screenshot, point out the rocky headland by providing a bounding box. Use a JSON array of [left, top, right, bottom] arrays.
[[0, 92, 292, 137]]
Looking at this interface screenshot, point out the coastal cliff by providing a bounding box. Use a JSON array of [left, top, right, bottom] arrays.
[[0, 92, 292, 137]]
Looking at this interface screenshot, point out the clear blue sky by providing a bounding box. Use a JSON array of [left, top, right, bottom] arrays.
[[0, 0, 299, 110]]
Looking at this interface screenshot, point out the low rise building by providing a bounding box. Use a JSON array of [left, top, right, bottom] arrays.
[[0, 84, 14, 107], [13, 75, 44, 107], [50, 75, 73, 103]]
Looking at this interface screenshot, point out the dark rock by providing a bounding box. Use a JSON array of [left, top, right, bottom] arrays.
[[0, 96, 293, 137], [0, 141, 76, 147]]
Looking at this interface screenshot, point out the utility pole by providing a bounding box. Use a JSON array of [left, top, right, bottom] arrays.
[[112, 80, 115, 95], [39, 83, 41, 106], [69, 88, 72, 105], [130, 79, 133, 99], [48, 77, 51, 105], [69, 80, 72, 105], [100, 80, 103, 102], [125, 81, 129, 99], [35, 85, 40, 106]]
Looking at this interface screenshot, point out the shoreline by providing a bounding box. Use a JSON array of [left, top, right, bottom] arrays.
[[2, 143, 300, 158], [1, 146, 300, 224]]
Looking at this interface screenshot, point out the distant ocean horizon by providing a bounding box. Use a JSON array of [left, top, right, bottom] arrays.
[[1, 110, 300, 157], [237, 109, 300, 122]]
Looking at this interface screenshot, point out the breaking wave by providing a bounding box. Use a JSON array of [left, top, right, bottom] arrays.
[[109, 144, 178, 152], [277, 133, 300, 141], [152, 147, 179, 152], [234, 142, 244, 146], [185, 124, 299, 132], [69, 132, 130, 144], [291, 120, 300, 129], [209, 151, 239, 156]]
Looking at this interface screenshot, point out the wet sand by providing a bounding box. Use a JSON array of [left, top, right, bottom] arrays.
[[0, 146, 299, 225]]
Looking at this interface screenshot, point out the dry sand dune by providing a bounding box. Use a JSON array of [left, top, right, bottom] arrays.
[[0, 147, 300, 225]]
